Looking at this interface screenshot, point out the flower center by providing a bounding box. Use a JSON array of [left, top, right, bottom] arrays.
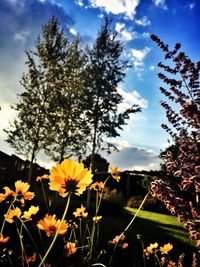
[[63, 179, 79, 194]]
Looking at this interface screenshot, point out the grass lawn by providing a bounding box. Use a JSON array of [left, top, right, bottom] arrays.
[[98, 206, 197, 266]]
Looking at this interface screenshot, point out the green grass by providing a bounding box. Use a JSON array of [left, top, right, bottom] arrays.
[[125, 207, 195, 246], [98, 207, 197, 266]]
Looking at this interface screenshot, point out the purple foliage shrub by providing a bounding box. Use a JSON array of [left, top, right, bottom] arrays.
[[150, 34, 200, 252]]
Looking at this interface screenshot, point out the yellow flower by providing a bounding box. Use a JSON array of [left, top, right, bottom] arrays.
[[159, 243, 173, 254], [110, 166, 121, 182], [36, 174, 49, 182], [93, 215, 102, 223], [90, 182, 105, 191], [0, 186, 15, 203], [22, 206, 39, 220], [4, 207, 22, 223], [73, 205, 88, 218], [64, 242, 77, 257], [49, 159, 93, 197], [144, 242, 158, 256], [37, 214, 68, 237], [0, 235, 9, 243], [15, 180, 35, 204]]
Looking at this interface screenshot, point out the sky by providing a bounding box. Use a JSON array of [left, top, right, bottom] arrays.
[[0, 0, 199, 171]]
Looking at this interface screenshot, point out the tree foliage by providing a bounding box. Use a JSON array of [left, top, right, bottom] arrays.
[[83, 153, 109, 173], [5, 17, 141, 179], [150, 34, 200, 253], [84, 18, 141, 172]]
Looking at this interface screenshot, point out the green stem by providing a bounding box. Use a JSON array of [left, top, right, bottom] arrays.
[[19, 219, 45, 265], [79, 219, 83, 245], [0, 200, 16, 235], [41, 182, 49, 212], [16, 223, 27, 267], [38, 194, 71, 267], [155, 253, 162, 267], [122, 193, 149, 234], [109, 193, 149, 266]]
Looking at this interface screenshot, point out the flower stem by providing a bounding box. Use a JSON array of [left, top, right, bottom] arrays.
[[38, 194, 71, 267]]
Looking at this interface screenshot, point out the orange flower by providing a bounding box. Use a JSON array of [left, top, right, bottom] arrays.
[[93, 215, 102, 223], [90, 182, 105, 191], [121, 243, 129, 249], [108, 234, 125, 245], [22, 206, 39, 220], [15, 180, 35, 204], [160, 243, 173, 254], [110, 166, 121, 182], [27, 252, 37, 263], [4, 207, 21, 223], [37, 214, 68, 237], [144, 242, 158, 256], [0, 186, 15, 203], [0, 235, 9, 243], [49, 159, 93, 197], [73, 205, 88, 218], [64, 242, 77, 257]]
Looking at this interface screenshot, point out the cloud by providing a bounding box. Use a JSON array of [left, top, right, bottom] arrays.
[[117, 87, 148, 111], [189, 2, 195, 9], [129, 47, 150, 71], [13, 30, 30, 44], [107, 146, 161, 171], [89, 0, 140, 20], [0, 0, 74, 104], [115, 22, 136, 42], [149, 65, 155, 71], [135, 16, 151, 26], [75, 0, 84, 7], [142, 32, 150, 38], [152, 0, 167, 10], [115, 22, 125, 32], [69, 27, 77, 36]]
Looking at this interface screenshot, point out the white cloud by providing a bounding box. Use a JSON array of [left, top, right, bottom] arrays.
[[89, 0, 140, 20], [188, 2, 195, 9], [98, 13, 104, 19], [117, 87, 148, 111], [135, 16, 151, 26], [149, 65, 155, 71], [130, 47, 150, 62], [13, 30, 30, 44], [115, 22, 125, 32], [115, 23, 136, 42], [142, 32, 150, 38], [153, 0, 167, 10], [116, 140, 131, 150], [121, 29, 136, 42], [107, 146, 161, 171], [75, 0, 84, 7], [129, 47, 150, 71], [69, 27, 77, 36]]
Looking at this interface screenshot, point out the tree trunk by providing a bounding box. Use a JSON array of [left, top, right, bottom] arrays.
[[27, 145, 36, 183], [87, 121, 98, 209]]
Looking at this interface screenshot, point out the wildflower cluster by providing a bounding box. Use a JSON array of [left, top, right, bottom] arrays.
[[150, 35, 200, 253], [0, 159, 126, 266], [143, 242, 184, 267]]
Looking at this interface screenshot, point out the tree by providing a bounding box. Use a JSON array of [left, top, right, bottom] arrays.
[[4, 51, 48, 181], [84, 18, 141, 173], [83, 153, 109, 173], [150, 35, 200, 254], [5, 16, 89, 179], [35, 17, 89, 162]]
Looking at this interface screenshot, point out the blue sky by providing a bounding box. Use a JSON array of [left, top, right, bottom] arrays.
[[0, 0, 199, 170]]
